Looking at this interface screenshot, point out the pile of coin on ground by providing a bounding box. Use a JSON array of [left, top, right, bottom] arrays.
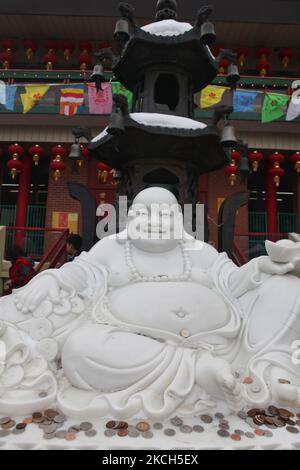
[[0, 405, 299, 442]]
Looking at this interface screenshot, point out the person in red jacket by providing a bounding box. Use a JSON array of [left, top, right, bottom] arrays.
[[4, 245, 36, 294]]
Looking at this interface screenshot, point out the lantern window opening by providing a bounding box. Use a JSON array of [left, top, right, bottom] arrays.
[[143, 168, 179, 185], [154, 73, 179, 111]]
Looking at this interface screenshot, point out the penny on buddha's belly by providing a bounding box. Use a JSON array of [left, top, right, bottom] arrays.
[[106, 282, 230, 336]]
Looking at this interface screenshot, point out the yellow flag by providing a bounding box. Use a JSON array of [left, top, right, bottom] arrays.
[[20, 85, 50, 113], [200, 85, 229, 109]]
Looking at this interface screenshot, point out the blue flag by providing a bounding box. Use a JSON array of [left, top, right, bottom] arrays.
[[4, 85, 17, 111], [233, 90, 258, 113]]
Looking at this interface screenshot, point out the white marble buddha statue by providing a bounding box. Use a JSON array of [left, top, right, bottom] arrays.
[[0, 187, 300, 419]]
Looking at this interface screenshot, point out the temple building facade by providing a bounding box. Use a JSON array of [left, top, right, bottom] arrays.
[[0, 0, 300, 271]]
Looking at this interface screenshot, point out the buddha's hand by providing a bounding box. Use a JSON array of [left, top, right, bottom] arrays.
[[13, 275, 62, 314], [256, 256, 300, 276]]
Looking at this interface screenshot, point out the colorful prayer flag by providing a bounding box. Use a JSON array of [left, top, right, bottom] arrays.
[[88, 82, 113, 114], [261, 92, 289, 123], [111, 82, 133, 111], [286, 91, 300, 121], [20, 85, 50, 113], [200, 85, 228, 109], [233, 90, 258, 112], [60, 85, 85, 116], [4, 85, 17, 111], [0, 81, 5, 105]]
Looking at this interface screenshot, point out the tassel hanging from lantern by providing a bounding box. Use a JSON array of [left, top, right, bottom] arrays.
[[23, 40, 37, 60], [62, 41, 75, 61], [279, 48, 293, 68], [235, 47, 249, 69]]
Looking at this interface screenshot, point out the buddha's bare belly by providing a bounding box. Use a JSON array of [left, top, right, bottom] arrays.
[[106, 282, 230, 337]]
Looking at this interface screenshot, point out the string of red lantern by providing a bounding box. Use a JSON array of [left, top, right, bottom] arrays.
[[224, 149, 240, 186], [79, 42, 92, 71], [290, 152, 300, 173], [50, 145, 66, 181], [44, 40, 58, 70], [7, 143, 24, 179], [269, 152, 285, 186]]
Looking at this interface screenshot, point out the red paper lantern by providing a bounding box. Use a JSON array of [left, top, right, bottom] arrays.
[[7, 158, 23, 179], [290, 152, 300, 173], [29, 144, 45, 166], [256, 47, 271, 61], [61, 40, 75, 61], [235, 47, 249, 68], [256, 59, 271, 76], [44, 40, 59, 52], [23, 39, 37, 60], [0, 50, 13, 69], [43, 51, 57, 70], [270, 166, 285, 187], [50, 145, 66, 181], [231, 149, 241, 164], [8, 143, 24, 158], [50, 160, 66, 181], [218, 58, 230, 74], [224, 163, 238, 186], [79, 41, 93, 54], [269, 152, 285, 166], [279, 48, 293, 68], [78, 52, 92, 71], [98, 162, 111, 183], [1, 39, 15, 51], [248, 150, 264, 172]]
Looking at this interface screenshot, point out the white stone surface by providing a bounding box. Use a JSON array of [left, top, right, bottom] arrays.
[[0, 187, 300, 445], [91, 113, 207, 143], [141, 19, 193, 37]]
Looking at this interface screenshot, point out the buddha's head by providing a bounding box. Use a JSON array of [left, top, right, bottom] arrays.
[[127, 187, 183, 252]]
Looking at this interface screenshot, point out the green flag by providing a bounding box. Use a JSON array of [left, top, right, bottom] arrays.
[[111, 82, 133, 111], [261, 92, 290, 123]]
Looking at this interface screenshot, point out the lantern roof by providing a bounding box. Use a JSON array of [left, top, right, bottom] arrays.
[[112, 2, 219, 93], [89, 112, 227, 173]]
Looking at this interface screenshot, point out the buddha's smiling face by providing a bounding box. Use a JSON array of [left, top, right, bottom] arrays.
[[127, 187, 183, 252]]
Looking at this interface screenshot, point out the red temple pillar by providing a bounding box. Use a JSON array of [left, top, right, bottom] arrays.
[[265, 162, 278, 239], [15, 154, 32, 248]]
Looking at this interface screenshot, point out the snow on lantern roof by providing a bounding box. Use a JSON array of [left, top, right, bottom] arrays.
[[141, 19, 193, 37], [91, 113, 206, 143], [130, 113, 207, 129]]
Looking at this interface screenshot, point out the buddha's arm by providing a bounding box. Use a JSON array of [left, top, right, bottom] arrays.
[[228, 255, 297, 298], [228, 259, 263, 298]]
